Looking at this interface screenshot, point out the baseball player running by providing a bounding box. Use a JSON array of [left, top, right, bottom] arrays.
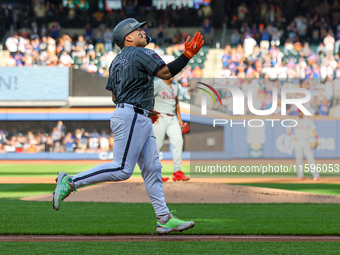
[[53, 18, 204, 235], [153, 77, 189, 182], [287, 109, 320, 180]]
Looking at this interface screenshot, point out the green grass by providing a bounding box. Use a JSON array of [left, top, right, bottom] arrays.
[[0, 164, 97, 177], [1, 201, 340, 235], [1, 163, 339, 253], [1, 242, 340, 255], [0, 184, 56, 199], [233, 183, 340, 196], [0, 164, 190, 177]]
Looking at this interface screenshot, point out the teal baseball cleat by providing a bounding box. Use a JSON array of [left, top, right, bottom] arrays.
[[53, 172, 75, 210]]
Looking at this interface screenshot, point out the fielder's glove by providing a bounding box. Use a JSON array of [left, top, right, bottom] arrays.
[[310, 140, 319, 149], [182, 122, 190, 134], [183, 32, 204, 59]]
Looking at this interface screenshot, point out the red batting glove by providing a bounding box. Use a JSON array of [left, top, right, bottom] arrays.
[[150, 115, 158, 124], [150, 110, 160, 124], [183, 32, 204, 59]]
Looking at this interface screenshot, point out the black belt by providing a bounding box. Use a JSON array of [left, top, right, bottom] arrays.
[[117, 103, 151, 117], [133, 106, 152, 117]]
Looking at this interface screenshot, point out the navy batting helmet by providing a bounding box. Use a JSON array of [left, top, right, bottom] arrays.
[[112, 18, 150, 48]]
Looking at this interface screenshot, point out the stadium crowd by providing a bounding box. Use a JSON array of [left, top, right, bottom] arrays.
[[0, 121, 114, 154], [211, 0, 340, 117], [1, 0, 340, 124]]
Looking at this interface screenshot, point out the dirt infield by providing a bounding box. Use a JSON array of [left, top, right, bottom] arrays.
[[1, 235, 340, 242], [22, 182, 340, 203], [2, 159, 338, 203]]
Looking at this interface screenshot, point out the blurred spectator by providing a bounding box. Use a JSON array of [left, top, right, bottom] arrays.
[[34, 2, 46, 27], [324, 33, 335, 56], [47, 36, 56, 54], [123, 0, 138, 18], [32, 50, 42, 66], [260, 28, 270, 53], [85, 23, 93, 41], [237, 2, 247, 22], [56, 121, 67, 138], [95, 29, 105, 54], [103, 28, 113, 53], [6, 55, 16, 67], [300, 42, 313, 57], [86, 61, 98, 73], [49, 21, 61, 39], [99, 131, 110, 152], [231, 30, 241, 46], [51, 127, 61, 152], [63, 132, 76, 152], [32, 38, 40, 52], [5, 33, 19, 55], [86, 44, 96, 61], [40, 36, 48, 52], [0, 130, 7, 146], [270, 29, 281, 47], [318, 97, 331, 115], [76, 130, 89, 153], [63, 34, 72, 54], [87, 129, 100, 153], [244, 34, 257, 58], [202, 18, 212, 46], [192, 65, 203, 78], [13, 51, 24, 66], [75, 35, 86, 52], [59, 51, 73, 67], [287, 21, 297, 42]]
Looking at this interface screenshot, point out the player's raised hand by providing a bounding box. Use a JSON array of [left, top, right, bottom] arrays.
[[183, 32, 204, 59]]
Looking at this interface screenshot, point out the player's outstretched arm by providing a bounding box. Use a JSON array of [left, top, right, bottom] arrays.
[[155, 32, 204, 80]]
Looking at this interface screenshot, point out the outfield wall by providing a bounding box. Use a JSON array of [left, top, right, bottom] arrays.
[[0, 111, 339, 160], [0, 67, 111, 107], [190, 115, 340, 160]]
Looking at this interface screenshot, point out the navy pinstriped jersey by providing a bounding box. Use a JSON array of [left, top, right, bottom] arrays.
[[106, 47, 165, 111]]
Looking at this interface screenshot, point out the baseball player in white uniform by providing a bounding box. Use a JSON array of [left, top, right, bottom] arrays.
[[153, 77, 189, 182], [287, 109, 320, 180], [52, 18, 204, 234]]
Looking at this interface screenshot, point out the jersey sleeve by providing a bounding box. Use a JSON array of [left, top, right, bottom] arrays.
[[106, 74, 114, 92], [105, 62, 115, 92], [135, 48, 166, 76]]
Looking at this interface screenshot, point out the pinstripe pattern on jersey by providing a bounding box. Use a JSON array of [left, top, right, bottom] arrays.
[[73, 113, 138, 182], [105, 47, 165, 111]]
